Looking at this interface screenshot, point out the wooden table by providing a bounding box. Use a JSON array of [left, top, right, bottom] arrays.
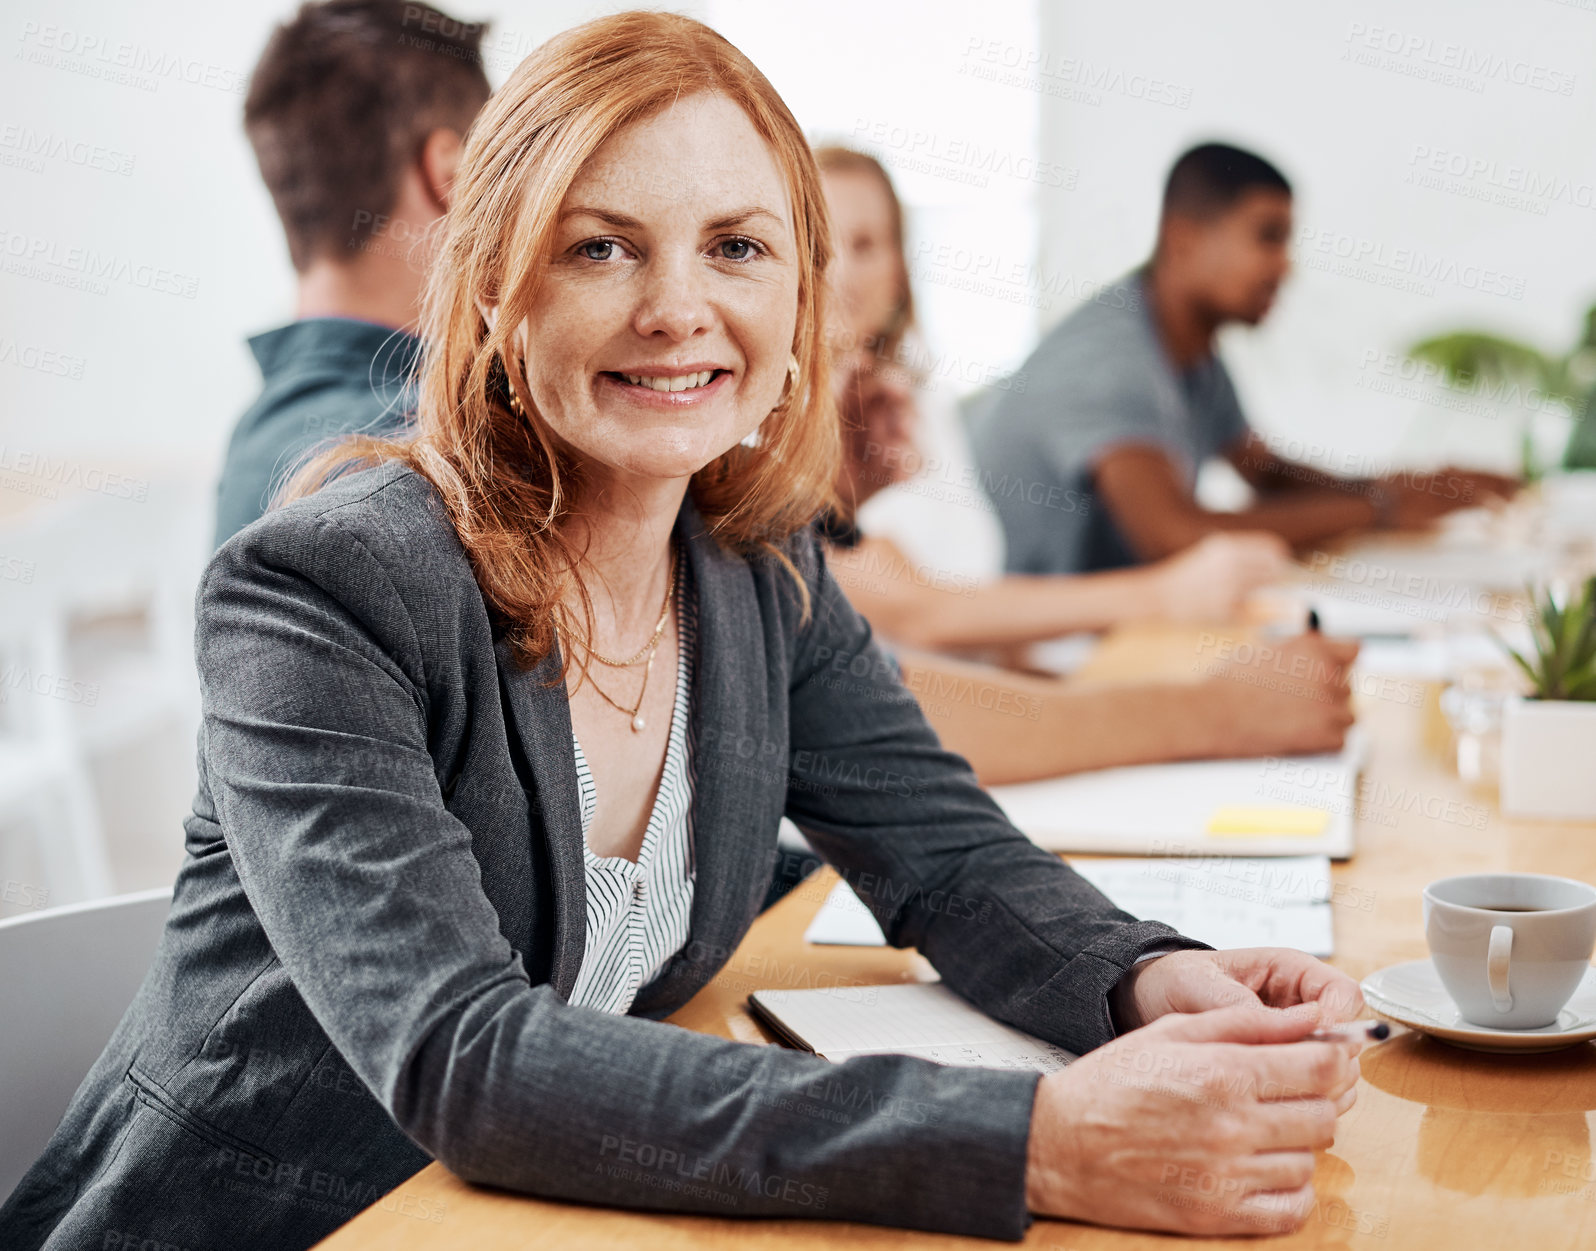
[[317, 625, 1596, 1249]]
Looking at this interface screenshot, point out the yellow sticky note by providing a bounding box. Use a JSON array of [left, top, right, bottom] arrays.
[[1205, 805, 1329, 836]]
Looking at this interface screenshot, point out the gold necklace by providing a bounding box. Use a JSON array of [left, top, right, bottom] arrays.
[[568, 547, 678, 732], [583, 649, 660, 733], [577, 547, 678, 668]]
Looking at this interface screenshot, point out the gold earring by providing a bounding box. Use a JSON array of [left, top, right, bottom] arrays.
[[500, 354, 527, 417], [777, 353, 800, 409]]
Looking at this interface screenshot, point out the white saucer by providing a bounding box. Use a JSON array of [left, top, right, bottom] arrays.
[[1361, 959, 1596, 1053]]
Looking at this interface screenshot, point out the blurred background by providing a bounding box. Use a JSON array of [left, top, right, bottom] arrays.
[[2, 0, 1593, 916]]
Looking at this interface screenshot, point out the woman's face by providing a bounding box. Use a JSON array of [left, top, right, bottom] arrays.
[[513, 92, 800, 488], [821, 166, 903, 347]]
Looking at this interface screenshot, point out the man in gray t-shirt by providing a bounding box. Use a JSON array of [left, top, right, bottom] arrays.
[[972, 143, 1517, 575], [972, 267, 1247, 574]]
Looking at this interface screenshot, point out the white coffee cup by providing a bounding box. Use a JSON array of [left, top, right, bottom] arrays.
[[1424, 873, 1596, 1029]]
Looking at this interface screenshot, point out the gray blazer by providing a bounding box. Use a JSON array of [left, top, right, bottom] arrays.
[[1, 461, 1205, 1249]]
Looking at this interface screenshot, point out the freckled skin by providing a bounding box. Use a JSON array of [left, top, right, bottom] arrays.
[[517, 91, 802, 493]]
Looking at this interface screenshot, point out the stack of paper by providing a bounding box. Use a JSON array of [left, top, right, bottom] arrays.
[[802, 882, 889, 947], [1068, 855, 1335, 955], [986, 732, 1364, 858], [804, 854, 1336, 956], [1352, 629, 1527, 680]]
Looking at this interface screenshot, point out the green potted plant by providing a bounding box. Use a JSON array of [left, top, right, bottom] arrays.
[[1499, 575, 1596, 820], [1408, 304, 1596, 480]]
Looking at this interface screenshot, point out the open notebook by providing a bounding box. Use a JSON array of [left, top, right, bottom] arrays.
[[748, 982, 1074, 1073], [986, 731, 1365, 859]]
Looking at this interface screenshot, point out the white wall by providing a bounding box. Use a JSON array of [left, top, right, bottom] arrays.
[[704, 0, 1042, 397], [1036, 0, 1596, 476]]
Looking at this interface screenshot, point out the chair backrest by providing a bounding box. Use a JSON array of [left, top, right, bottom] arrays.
[[0, 887, 171, 1199]]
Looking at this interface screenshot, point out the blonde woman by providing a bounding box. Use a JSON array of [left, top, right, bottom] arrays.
[[2, 14, 1361, 1249]]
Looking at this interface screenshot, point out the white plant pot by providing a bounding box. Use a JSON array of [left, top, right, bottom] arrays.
[[1500, 696, 1596, 821]]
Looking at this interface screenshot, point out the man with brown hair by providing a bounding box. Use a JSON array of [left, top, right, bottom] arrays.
[[214, 0, 491, 546]]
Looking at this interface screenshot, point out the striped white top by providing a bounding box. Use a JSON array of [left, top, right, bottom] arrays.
[[564, 551, 697, 1015]]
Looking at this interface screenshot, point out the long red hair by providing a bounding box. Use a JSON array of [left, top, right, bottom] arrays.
[[282, 11, 839, 672]]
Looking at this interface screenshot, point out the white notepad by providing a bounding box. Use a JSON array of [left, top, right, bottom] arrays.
[[986, 731, 1364, 859], [749, 982, 1074, 1073], [1352, 628, 1527, 680], [1070, 855, 1335, 956], [804, 855, 1336, 957]]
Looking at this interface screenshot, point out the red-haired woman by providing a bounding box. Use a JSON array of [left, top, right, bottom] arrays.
[[2, 13, 1360, 1249]]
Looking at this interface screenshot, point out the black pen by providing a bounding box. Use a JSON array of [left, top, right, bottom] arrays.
[[1307, 1021, 1389, 1043], [1306, 608, 1321, 634]]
